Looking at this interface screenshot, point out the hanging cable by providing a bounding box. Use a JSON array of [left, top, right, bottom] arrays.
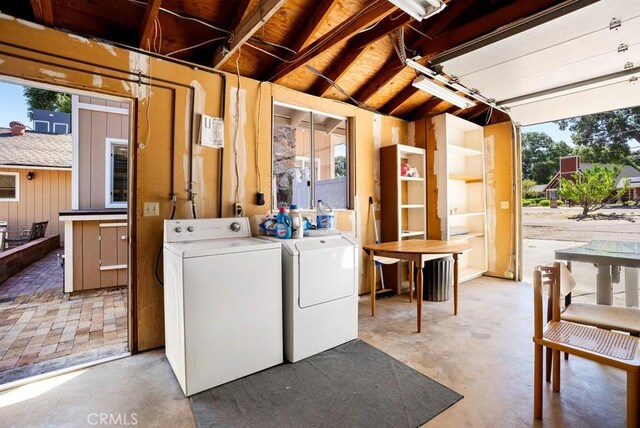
[[305, 65, 381, 114], [166, 37, 227, 57], [255, 82, 264, 193], [234, 48, 242, 205], [154, 200, 176, 288]]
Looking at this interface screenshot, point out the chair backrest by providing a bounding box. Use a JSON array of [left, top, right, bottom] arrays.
[[533, 264, 562, 339], [0, 230, 5, 252], [28, 221, 48, 241]]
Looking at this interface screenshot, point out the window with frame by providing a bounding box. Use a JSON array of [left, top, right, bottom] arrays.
[[0, 172, 19, 201], [272, 103, 349, 210], [105, 139, 128, 208]]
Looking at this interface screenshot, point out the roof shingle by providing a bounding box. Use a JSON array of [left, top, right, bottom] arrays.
[[0, 128, 71, 168]]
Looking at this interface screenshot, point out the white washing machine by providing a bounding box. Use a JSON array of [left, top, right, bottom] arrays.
[[163, 218, 283, 396], [278, 234, 359, 362]]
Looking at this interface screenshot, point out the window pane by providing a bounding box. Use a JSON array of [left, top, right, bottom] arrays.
[[273, 105, 312, 209], [313, 113, 348, 209], [0, 175, 16, 199], [112, 144, 128, 203]]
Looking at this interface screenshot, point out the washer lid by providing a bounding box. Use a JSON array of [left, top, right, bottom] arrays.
[[164, 237, 280, 258]]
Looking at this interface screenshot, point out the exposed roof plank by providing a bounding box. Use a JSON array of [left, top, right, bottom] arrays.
[[312, 12, 413, 97], [138, 0, 163, 49], [407, 97, 446, 121], [30, 0, 54, 25], [213, 0, 287, 69], [270, 0, 397, 83], [356, 0, 563, 109], [293, 0, 341, 53], [381, 85, 418, 115], [415, 0, 474, 39]]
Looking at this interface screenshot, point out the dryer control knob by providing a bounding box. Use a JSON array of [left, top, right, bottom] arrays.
[[174, 227, 182, 233], [187, 226, 194, 232], [230, 222, 241, 232]]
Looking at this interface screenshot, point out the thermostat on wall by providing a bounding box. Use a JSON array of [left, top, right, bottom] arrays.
[[199, 114, 224, 149]]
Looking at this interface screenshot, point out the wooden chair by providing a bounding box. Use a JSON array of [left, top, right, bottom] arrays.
[[533, 264, 640, 426], [545, 261, 640, 382], [6, 221, 48, 248]]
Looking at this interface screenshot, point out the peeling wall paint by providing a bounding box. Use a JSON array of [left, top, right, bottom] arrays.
[[128, 52, 150, 100], [407, 122, 415, 146], [391, 126, 400, 146], [433, 118, 448, 240], [484, 136, 498, 271], [39, 68, 66, 79], [372, 114, 382, 202], [68, 34, 90, 44], [230, 86, 248, 207], [92, 75, 103, 88], [0, 13, 14, 21], [17, 19, 43, 30], [98, 42, 117, 57], [121, 81, 130, 93]]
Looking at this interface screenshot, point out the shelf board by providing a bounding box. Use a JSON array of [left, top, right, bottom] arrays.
[[459, 267, 486, 283], [400, 176, 424, 182], [449, 211, 484, 217], [448, 144, 482, 157], [400, 230, 425, 238], [401, 204, 425, 209], [449, 174, 483, 183], [450, 232, 485, 240]]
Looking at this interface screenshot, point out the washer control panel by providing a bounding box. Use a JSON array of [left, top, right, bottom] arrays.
[[164, 217, 250, 242]]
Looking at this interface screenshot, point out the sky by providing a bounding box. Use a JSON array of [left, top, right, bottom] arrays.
[[0, 81, 30, 128], [521, 122, 573, 144]]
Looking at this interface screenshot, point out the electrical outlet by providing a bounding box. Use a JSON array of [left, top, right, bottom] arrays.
[[500, 201, 509, 209], [234, 202, 243, 217], [143, 202, 160, 217]]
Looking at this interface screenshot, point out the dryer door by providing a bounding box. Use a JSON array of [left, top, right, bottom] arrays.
[[296, 238, 355, 308]]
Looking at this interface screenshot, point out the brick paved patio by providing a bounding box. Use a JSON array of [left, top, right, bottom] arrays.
[[0, 248, 128, 384]]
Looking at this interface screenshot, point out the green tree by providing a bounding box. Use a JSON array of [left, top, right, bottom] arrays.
[[334, 155, 346, 178], [521, 132, 573, 184], [558, 164, 629, 216], [23, 87, 71, 120], [521, 178, 538, 199], [556, 107, 640, 167]]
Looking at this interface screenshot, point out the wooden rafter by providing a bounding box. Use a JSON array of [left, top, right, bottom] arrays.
[[413, 0, 474, 39], [407, 97, 445, 121], [381, 85, 419, 115], [138, 0, 163, 49], [269, 0, 396, 83], [293, 0, 341, 53], [312, 11, 413, 97], [356, 0, 564, 108], [30, 0, 54, 25], [213, 0, 287, 69], [228, 0, 252, 30]]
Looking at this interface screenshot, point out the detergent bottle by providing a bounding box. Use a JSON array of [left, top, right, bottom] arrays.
[[316, 200, 335, 229], [275, 206, 292, 239], [289, 205, 304, 239]]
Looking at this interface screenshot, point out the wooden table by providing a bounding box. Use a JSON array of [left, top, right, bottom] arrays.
[[363, 240, 471, 333]]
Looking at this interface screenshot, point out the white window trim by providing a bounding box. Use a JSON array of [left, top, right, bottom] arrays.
[[53, 122, 69, 133], [33, 120, 50, 133], [105, 138, 128, 208], [0, 172, 19, 202]]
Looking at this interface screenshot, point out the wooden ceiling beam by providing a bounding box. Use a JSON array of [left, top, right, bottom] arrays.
[[312, 11, 413, 97], [381, 85, 419, 115], [138, 0, 163, 49], [294, 0, 341, 53], [357, 0, 563, 110], [30, 0, 54, 26], [270, 0, 396, 83], [228, 0, 252, 30], [213, 0, 287, 69], [412, 0, 474, 40]]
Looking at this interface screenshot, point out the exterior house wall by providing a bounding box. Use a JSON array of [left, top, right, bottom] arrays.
[[0, 167, 71, 242], [75, 96, 129, 209]]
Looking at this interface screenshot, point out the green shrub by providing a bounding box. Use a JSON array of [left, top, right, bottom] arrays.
[[523, 200, 532, 207], [539, 199, 550, 206], [557, 200, 565, 206]]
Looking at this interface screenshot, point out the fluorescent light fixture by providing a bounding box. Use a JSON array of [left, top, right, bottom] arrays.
[[412, 75, 475, 109], [388, 0, 446, 22]]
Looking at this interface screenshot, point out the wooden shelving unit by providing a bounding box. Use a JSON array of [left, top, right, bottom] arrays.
[[380, 144, 426, 294], [427, 113, 488, 283]]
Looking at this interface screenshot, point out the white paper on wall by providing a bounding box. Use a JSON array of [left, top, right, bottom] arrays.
[[199, 114, 224, 149]]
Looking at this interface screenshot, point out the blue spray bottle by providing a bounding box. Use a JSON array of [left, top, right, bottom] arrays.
[[275, 206, 292, 239]]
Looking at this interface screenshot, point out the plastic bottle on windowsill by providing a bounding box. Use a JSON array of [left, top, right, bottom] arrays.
[[316, 200, 334, 230]]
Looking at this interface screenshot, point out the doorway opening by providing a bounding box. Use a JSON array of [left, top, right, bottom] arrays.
[[0, 78, 131, 385]]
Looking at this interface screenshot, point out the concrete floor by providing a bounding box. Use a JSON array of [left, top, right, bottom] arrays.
[[0, 277, 630, 427]]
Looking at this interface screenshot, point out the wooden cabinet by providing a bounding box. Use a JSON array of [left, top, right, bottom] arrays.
[[380, 144, 426, 293], [427, 113, 487, 282]]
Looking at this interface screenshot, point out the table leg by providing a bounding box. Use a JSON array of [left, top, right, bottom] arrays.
[[409, 261, 414, 303], [625, 267, 639, 308], [370, 254, 376, 317], [596, 264, 613, 306], [453, 254, 459, 315], [417, 259, 423, 333]]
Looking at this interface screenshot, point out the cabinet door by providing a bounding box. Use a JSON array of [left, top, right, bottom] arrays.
[[99, 225, 119, 288], [82, 222, 101, 290], [116, 226, 128, 286]]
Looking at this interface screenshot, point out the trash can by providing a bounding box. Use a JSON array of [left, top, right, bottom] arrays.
[[422, 257, 453, 301]]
